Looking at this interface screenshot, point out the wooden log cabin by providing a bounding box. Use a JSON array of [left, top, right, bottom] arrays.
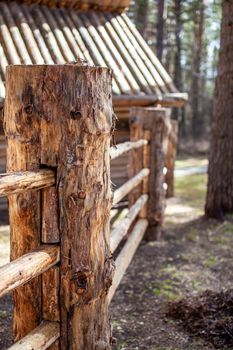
[[0, 0, 187, 212]]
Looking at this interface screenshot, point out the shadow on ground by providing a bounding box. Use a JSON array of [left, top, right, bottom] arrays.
[[111, 169, 233, 350]]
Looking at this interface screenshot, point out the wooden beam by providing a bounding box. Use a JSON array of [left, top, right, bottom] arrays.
[[110, 194, 148, 253], [110, 140, 148, 160], [129, 107, 171, 240], [113, 168, 150, 205], [4, 0, 130, 13], [0, 170, 55, 198], [5, 65, 43, 340], [4, 64, 114, 349], [165, 120, 178, 198], [42, 266, 60, 322], [0, 245, 60, 298], [41, 186, 59, 243], [7, 321, 60, 350], [113, 93, 188, 108], [108, 219, 148, 303]]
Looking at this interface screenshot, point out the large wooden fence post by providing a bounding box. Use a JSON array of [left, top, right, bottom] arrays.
[[165, 119, 178, 198], [4, 64, 114, 349], [129, 107, 171, 240]]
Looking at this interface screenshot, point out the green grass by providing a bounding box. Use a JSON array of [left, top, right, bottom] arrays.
[[175, 156, 208, 169], [222, 222, 233, 235], [175, 173, 207, 209], [204, 255, 218, 268], [152, 282, 177, 300]]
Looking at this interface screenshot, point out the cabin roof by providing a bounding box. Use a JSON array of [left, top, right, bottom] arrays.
[[3, 0, 131, 13], [0, 1, 187, 106]]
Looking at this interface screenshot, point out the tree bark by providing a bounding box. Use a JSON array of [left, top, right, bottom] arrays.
[[205, 1, 233, 219], [172, 0, 184, 134], [4, 64, 114, 349], [156, 0, 166, 62], [135, 0, 149, 39], [191, 0, 205, 139]]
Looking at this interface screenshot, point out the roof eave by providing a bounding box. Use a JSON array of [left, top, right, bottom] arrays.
[[113, 93, 189, 108]]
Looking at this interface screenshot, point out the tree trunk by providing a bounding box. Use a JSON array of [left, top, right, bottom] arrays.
[[156, 0, 166, 62], [172, 0, 184, 134], [191, 0, 205, 139], [135, 0, 148, 38], [205, 1, 233, 219]]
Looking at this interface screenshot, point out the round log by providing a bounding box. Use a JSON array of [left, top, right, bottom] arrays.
[[4, 63, 114, 349]]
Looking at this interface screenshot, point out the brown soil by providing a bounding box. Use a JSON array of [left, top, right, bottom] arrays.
[[110, 209, 233, 350], [168, 289, 233, 349], [0, 295, 13, 349]]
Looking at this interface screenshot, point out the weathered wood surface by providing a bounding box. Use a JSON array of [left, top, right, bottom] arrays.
[[140, 130, 150, 219], [5, 64, 114, 349], [110, 194, 148, 253], [42, 186, 59, 243], [0, 170, 55, 197], [165, 119, 178, 198], [113, 168, 150, 205], [4, 0, 131, 13], [41, 186, 60, 349], [113, 93, 188, 108], [128, 108, 145, 207], [7, 321, 60, 350], [110, 140, 147, 160], [108, 219, 148, 303], [130, 107, 171, 240], [5, 67, 43, 340], [42, 266, 60, 322], [0, 245, 60, 298]]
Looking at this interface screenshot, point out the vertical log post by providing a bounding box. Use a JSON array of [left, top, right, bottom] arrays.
[[5, 72, 42, 340], [4, 64, 114, 349], [129, 107, 171, 240], [165, 119, 178, 198]]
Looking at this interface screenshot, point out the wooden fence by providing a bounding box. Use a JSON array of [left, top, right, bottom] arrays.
[[0, 64, 172, 350]]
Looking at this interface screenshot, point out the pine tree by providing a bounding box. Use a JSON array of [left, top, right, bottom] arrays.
[[205, 0, 233, 219]]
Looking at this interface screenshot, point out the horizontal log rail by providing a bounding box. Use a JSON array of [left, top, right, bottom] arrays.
[[113, 92, 188, 108], [108, 219, 148, 303], [7, 321, 60, 350], [110, 140, 148, 160], [0, 245, 60, 298], [110, 194, 148, 253], [113, 168, 150, 205], [0, 170, 55, 197]]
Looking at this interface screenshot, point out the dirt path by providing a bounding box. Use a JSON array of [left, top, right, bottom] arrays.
[[111, 171, 233, 350]]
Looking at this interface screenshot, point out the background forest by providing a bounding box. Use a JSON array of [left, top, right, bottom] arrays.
[[128, 0, 221, 143]]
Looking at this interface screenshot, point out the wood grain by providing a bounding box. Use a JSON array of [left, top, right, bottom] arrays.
[[110, 140, 147, 160], [5, 63, 114, 349], [0, 170, 55, 197], [0, 245, 60, 298], [7, 321, 60, 350], [129, 107, 171, 240], [108, 219, 148, 303], [113, 168, 150, 205], [110, 194, 148, 253]]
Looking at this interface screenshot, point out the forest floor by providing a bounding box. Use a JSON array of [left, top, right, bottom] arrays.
[[111, 156, 233, 350], [1, 156, 233, 349]]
